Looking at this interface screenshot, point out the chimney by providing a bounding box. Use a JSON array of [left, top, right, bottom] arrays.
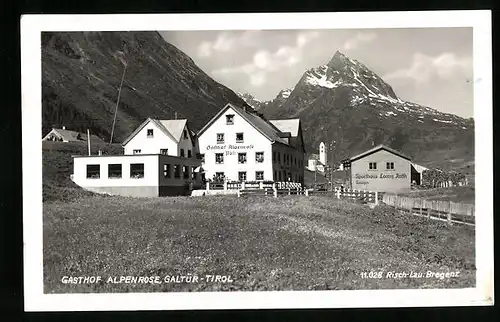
[[174, 112, 177, 120], [243, 105, 247, 113], [62, 126, 66, 130]]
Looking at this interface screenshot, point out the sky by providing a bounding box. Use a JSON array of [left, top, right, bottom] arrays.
[[160, 28, 473, 118]]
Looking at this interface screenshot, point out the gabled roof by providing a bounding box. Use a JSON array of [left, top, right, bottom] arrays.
[[349, 144, 411, 162], [197, 102, 290, 145], [158, 119, 187, 142], [269, 119, 300, 137], [411, 163, 428, 173], [43, 128, 106, 144], [121, 117, 180, 146]]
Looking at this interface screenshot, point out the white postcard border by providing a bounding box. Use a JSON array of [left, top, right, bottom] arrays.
[[21, 11, 493, 311]]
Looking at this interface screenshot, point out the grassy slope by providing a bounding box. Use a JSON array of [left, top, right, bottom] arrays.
[[397, 187, 475, 204], [44, 195, 475, 293], [43, 141, 123, 202]]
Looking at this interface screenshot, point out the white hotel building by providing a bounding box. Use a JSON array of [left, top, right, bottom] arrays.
[[197, 103, 306, 184]]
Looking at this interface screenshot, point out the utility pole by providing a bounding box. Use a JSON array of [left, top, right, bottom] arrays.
[[110, 62, 127, 144]]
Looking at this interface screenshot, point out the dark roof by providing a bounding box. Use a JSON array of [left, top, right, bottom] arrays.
[[43, 128, 106, 144], [197, 103, 294, 146], [349, 144, 411, 162]]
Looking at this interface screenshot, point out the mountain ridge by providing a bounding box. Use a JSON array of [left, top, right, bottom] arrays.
[[258, 50, 474, 170], [42, 31, 247, 142]]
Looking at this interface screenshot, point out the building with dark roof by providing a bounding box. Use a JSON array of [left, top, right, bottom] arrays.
[[42, 126, 106, 144], [197, 103, 305, 183]]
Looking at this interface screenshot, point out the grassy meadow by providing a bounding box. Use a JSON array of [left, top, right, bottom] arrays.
[[43, 194, 475, 293], [398, 186, 475, 204]]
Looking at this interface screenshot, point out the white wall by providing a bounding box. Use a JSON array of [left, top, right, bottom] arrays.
[[72, 155, 159, 188], [198, 106, 274, 181], [319, 142, 326, 165], [177, 125, 197, 158], [123, 120, 178, 155], [351, 149, 411, 193]]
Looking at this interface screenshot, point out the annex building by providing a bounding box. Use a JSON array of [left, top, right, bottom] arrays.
[[71, 118, 203, 197], [197, 103, 306, 184]]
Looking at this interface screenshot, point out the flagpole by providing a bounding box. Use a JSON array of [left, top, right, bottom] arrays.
[[110, 63, 127, 144]]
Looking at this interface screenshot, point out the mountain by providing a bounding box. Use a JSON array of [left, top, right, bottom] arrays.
[[260, 51, 474, 171], [42, 31, 246, 142], [237, 88, 292, 111]]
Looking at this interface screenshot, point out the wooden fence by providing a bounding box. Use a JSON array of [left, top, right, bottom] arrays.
[[309, 188, 379, 204], [382, 194, 475, 226]]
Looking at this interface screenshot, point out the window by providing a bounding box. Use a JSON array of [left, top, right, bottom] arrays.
[[180, 149, 185, 157], [215, 153, 224, 164], [256, 171, 264, 180], [160, 149, 168, 155], [183, 165, 189, 179], [86, 164, 100, 179], [200, 153, 205, 163], [369, 162, 377, 170], [174, 165, 181, 178], [133, 149, 141, 154], [236, 132, 244, 143], [255, 152, 264, 163], [274, 171, 277, 180], [386, 162, 395, 170], [215, 172, 225, 181], [130, 163, 144, 178], [147, 129, 153, 138], [278, 152, 281, 163], [191, 166, 197, 180], [183, 130, 188, 139], [163, 164, 171, 178], [217, 133, 225, 144], [294, 157, 297, 166], [278, 171, 282, 181], [238, 171, 247, 181], [188, 150, 192, 158], [108, 164, 122, 178], [226, 114, 234, 125], [273, 152, 276, 163], [238, 153, 247, 164]]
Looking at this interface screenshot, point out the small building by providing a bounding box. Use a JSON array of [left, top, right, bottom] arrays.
[[349, 144, 412, 193], [42, 126, 106, 144], [121, 118, 198, 158], [71, 154, 202, 197], [410, 163, 428, 185], [307, 154, 326, 173], [307, 142, 327, 173], [197, 103, 305, 184]]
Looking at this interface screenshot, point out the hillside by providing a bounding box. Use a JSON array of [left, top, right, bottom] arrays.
[[42, 31, 246, 142], [260, 51, 474, 171]]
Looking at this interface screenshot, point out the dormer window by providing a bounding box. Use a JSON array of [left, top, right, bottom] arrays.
[[147, 129, 153, 138], [226, 114, 234, 125]]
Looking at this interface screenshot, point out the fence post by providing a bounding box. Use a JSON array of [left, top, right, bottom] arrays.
[[224, 181, 228, 190], [206, 182, 210, 191], [447, 200, 452, 225], [336, 190, 341, 199], [237, 189, 241, 197], [305, 189, 309, 196], [374, 191, 378, 205], [273, 188, 277, 198], [288, 188, 291, 195], [241, 181, 246, 190], [259, 181, 263, 189]]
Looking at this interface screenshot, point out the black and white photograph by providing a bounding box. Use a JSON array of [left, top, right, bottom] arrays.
[[21, 11, 493, 311]]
